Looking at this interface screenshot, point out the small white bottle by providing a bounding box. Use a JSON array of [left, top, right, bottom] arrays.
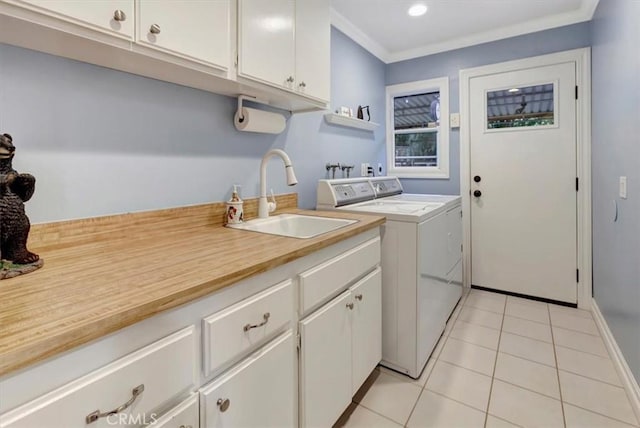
[[226, 184, 244, 224]]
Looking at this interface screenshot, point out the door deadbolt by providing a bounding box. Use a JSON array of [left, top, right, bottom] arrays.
[[474, 175, 481, 183]]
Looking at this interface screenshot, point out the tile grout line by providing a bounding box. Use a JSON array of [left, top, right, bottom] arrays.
[[554, 341, 610, 358], [559, 402, 640, 427], [557, 366, 627, 389], [549, 303, 568, 428], [483, 294, 507, 428], [352, 401, 408, 427], [403, 295, 462, 427]]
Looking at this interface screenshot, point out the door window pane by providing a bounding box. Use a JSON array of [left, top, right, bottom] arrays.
[[487, 83, 554, 129]]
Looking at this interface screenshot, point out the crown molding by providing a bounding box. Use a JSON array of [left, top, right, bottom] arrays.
[[330, 8, 390, 63], [332, 0, 599, 65]]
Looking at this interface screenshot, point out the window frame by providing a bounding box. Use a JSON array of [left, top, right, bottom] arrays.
[[386, 77, 450, 179]]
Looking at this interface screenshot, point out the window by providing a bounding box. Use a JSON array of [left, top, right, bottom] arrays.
[[386, 77, 449, 179], [486, 83, 557, 130]]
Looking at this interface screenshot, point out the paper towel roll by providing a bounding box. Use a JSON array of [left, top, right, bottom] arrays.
[[234, 107, 286, 134]]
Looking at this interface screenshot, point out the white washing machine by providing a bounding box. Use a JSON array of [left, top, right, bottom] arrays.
[[317, 177, 462, 378]]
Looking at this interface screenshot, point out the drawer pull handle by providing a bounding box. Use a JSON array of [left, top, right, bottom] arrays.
[[217, 398, 231, 412], [346, 303, 354, 310], [243, 312, 270, 332], [355, 294, 363, 301], [113, 9, 126, 22], [86, 384, 144, 424]]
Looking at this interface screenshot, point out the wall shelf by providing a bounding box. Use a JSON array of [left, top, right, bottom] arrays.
[[324, 113, 379, 131]]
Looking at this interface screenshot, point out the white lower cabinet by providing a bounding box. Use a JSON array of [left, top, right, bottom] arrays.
[[0, 327, 196, 428], [299, 291, 352, 428], [350, 268, 382, 395], [200, 332, 295, 428], [148, 394, 199, 428], [0, 230, 381, 428], [299, 267, 382, 428]]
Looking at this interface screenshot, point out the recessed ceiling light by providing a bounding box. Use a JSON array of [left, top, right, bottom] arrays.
[[408, 4, 427, 17], [508, 88, 520, 93]]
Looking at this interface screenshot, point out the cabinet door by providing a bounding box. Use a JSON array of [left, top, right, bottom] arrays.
[[351, 267, 382, 395], [200, 332, 295, 428], [295, 0, 330, 102], [12, 0, 133, 39], [238, 0, 295, 89], [137, 0, 230, 70], [299, 291, 352, 428]]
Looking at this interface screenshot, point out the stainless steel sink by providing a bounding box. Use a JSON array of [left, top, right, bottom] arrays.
[[226, 214, 357, 239]]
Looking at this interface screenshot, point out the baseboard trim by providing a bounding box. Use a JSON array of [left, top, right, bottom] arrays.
[[591, 298, 640, 422]]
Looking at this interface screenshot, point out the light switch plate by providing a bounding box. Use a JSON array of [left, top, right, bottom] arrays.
[[450, 113, 460, 128], [619, 176, 627, 199]]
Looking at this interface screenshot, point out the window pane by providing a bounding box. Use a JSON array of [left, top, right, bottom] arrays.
[[394, 91, 440, 130], [394, 132, 437, 167], [487, 83, 554, 129]]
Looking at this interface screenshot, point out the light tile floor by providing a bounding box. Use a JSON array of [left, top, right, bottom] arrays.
[[335, 288, 640, 428]]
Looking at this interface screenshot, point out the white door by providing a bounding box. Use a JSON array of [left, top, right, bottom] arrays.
[[350, 268, 382, 395], [299, 291, 352, 428], [470, 61, 577, 303]]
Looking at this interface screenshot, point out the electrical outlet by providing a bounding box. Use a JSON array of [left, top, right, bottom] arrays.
[[620, 176, 627, 199], [361, 163, 370, 176], [450, 113, 460, 128]]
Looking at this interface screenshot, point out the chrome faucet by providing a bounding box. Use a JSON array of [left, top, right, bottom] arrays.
[[259, 149, 298, 218]]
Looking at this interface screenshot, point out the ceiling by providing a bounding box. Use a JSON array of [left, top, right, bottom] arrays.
[[330, 0, 599, 63]]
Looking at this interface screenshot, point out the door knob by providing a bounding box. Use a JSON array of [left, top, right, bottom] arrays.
[[473, 190, 482, 197], [474, 175, 481, 183]]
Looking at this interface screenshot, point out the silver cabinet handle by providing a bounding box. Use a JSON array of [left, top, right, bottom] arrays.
[[86, 384, 144, 424], [346, 303, 354, 310], [355, 294, 363, 301], [286, 76, 294, 83], [149, 24, 161, 34], [113, 9, 126, 22], [298, 81, 306, 88], [217, 398, 230, 412], [243, 312, 270, 332]]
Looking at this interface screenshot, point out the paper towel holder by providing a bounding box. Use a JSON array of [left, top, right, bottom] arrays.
[[237, 95, 270, 122]]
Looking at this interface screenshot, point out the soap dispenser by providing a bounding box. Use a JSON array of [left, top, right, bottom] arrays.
[[226, 184, 244, 225]]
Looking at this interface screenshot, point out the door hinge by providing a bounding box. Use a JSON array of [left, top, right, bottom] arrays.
[[575, 86, 578, 100], [576, 177, 579, 191], [576, 269, 580, 282], [296, 333, 301, 352]]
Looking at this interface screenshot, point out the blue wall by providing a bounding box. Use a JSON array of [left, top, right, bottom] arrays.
[[0, 27, 385, 223], [385, 23, 591, 195], [591, 0, 640, 381]]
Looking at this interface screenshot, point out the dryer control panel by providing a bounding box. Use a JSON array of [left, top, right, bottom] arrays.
[[316, 178, 376, 209]]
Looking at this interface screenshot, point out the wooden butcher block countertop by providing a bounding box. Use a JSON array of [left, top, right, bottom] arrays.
[[0, 194, 385, 376]]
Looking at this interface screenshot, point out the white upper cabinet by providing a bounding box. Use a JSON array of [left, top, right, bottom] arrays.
[[238, 0, 330, 103], [136, 0, 231, 71], [295, 0, 330, 102], [8, 0, 134, 39], [238, 0, 295, 89]]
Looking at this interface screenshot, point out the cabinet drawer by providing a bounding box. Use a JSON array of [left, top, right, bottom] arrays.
[[203, 279, 293, 376], [148, 393, 198, 428], [299, 237, 380, 314], [0, 327, 196, 428], [200, 332, 295, 428]]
